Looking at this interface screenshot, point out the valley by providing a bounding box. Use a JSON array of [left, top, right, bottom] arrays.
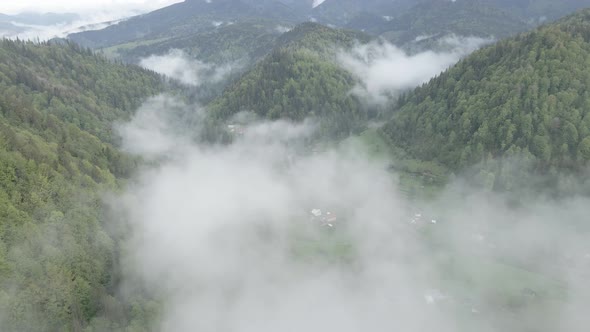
[[0, 1, 590, 331]]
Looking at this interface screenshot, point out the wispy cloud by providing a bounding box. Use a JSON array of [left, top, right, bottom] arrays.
[[0, 0, 183, 40], [338, 36, 492, 105], [0, 0, 183, 16], [1, 17, 122, 40], [139, 49, 238, 87]]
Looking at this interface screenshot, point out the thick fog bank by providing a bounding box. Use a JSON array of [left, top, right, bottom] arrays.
[[338, 36, 492, 105], [110, 96, 590, 331]]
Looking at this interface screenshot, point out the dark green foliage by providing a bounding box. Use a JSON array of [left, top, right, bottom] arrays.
[[0, 39, 164, 143], [319, 0, 590, 53], [273, 22, 371, 56], [0, 13, 79, 37], [208, 23, 370, 137], [0, 39, 164, 331], [383, 10, 590, 194]]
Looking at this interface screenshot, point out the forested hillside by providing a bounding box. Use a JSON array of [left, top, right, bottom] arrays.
[[108, 19, 285, 64], [375, 0, 529, 46], [272, 22, 370, 55], [383, 10, 590, 193], [490, 0, 590, 21], [208, 23, 371, 137], [68, 0, 301, 49], [0, 39, 164, 331]]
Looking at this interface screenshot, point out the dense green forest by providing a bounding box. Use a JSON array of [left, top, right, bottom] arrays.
[[383, 10, 590, 194], [491, 0, 590, 21], [310, 0, 412, 26], [0, 39, 164, 331], [3, 3, 590, 330], [208, 23, 371, 137]]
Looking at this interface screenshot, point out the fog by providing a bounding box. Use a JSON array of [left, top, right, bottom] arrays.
[[0, 0, 182, 16], [114, 97, 438, 331], [276, 25, 293, 34], [111, 95, 590, 332], [139, 49, 238, 86], [0, 15, 123, 40], [338, 36, 492, 105], [0, 0, 182, 40]]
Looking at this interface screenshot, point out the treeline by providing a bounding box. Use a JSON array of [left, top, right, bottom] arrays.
[[0, 39, 164, 331], [383, 10, 590, 194]]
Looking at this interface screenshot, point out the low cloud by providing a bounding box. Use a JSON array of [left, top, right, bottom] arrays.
[[0, 1, 182, 16], [114, 97, 436, 331], [275, 25, 292, 34], [139, 49, 237, 87], [338, 36, 492, 105], [1, 16, 121, 40], [111, 95, 590, 332], [0, 1, 183, 40]]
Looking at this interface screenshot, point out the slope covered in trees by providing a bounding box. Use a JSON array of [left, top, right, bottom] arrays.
[[107, 19, 285, 65], [208, 23, 371, 137], [0, 39, 165, 331], [490, 0, 590, 21], [315, 0, 590, 52], [383, 10, 590, 193], [68, 0, 302, 49]]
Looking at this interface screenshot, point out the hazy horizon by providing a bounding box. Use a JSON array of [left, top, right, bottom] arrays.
[[0, 0, 183, 16]]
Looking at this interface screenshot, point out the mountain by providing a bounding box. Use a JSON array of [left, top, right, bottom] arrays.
[[68, 0, 304, 49], [67, 0, 590, 52], [103, 19, 288, 65], [490, 0, 590, 21], [0, 12, 79, 37], [311, 0, 414, 26], [372, 0, 530, 46], [0, 12, 79, 26], [309, 0, 531, 55], [0, 39, 165, 330], [271, 20, 369, 55], [314, 0, 590, 29], [208, 23, 371, 137], [382, 9, 590, 193]]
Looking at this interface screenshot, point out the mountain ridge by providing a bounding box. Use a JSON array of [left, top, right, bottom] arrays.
[[382, 9, 590, 193]]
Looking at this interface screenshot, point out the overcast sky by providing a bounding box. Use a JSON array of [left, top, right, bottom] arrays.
[[0, 0, 183, 15]]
